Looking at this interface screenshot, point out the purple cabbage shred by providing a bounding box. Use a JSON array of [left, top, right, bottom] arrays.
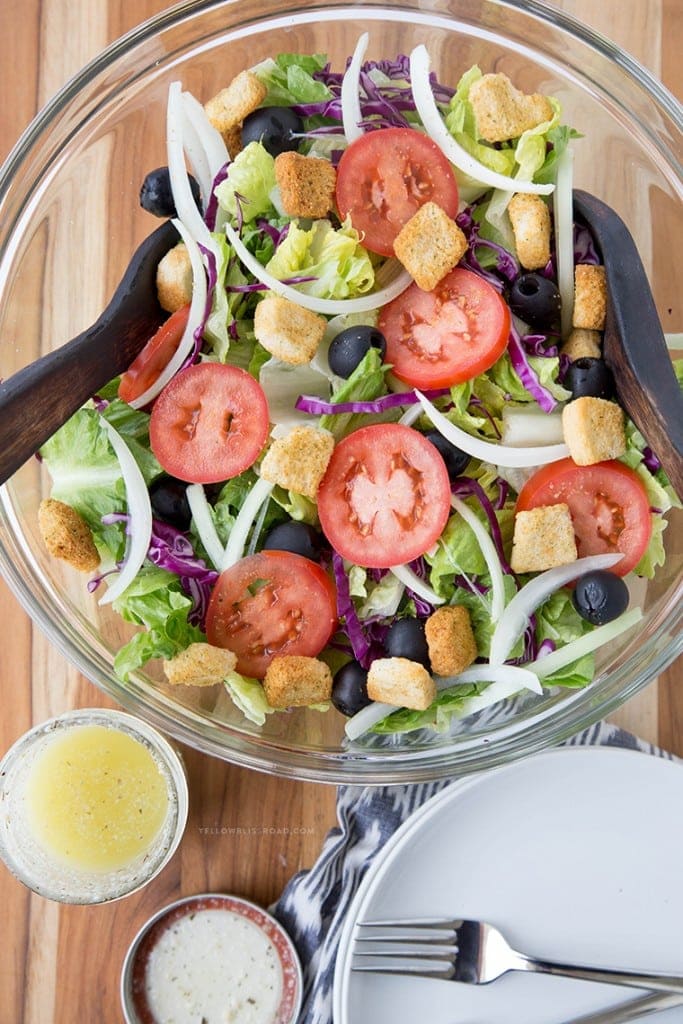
[[450, 477, 513, 575], [295, 387, 449, 416], [507, 324, 558, 413], [204, 163, 229, 231], [643, 446, 662, 473]]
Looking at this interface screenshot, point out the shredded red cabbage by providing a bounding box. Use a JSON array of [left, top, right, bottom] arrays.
[[520, 332, 559, 358], [467, 395, 502, 438], [493, 477, 510, 511], [456, 207, 520, 290], [453, 573, 489, 596], [204, 163, 229, 231], [451, 477, 513, 575], [507, 324, 557, 413], [574, 223, 600, 265], [643, 446, 662, 473], [331, 552, 373, 667], [536, 638, 557, 660], [295, 387, 449, 416]]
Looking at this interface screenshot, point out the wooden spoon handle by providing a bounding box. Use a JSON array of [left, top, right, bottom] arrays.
[[573, 189, 683, 498]]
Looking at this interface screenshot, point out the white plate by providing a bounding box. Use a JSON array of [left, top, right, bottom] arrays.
[[333, 747, 683, 1023]]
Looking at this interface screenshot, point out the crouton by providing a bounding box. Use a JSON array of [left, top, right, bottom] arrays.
[[510, 503, 578, 574], [424, 605, 478, 677], [393, 202, 467, 292], [573, 264, 607, 330], [366, 658, 436, 711], [274, 151, 337, 220], [223, 123, 243, 159], [204, 71, 267, 135], [562, 396, 626, 465], [164, 643, 237, 687], [468, 73, 554, 143], [156, 242, 193, 313], [260, 426, 334, 500], [561, 328, 602, 362], [263, 656, 333, 708], [38, 498, 100, 572], [507, 193, 551, 270], [253, 294, 326, 365]]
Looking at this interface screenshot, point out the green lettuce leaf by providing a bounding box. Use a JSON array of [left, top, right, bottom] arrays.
[[224, 671, 276, 726], [265, 219, 374, 300], [215, 142, 277, 222], [318, 347, 387, 440], [252, 53, 332, 106], [513, 98, 561, 182]]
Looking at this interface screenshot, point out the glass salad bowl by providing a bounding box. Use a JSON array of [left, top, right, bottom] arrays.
[[0, 0, 680, 783]]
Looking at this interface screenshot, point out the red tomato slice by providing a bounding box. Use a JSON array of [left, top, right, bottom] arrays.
[[205, 551, 337, 678], [149, 362, 269, 484], [515, 458, 652, 576], [317, 423, 451, 569], [335, 127, 459, 257], [118, 304, 190, 405], [379, 268, 511, 388]]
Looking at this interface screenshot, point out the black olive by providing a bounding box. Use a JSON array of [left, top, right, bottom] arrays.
[[332, 660, 371, 717], [565, 357, 615, 400], [423, 430, 470, 479], [262, 521, 324, 562], [149, 475, 192, 530], [328, 325, 387, 379], [384, 618, 431, 669], [572, 570, 629, 625], [507, 273, 562, 330], [241, 106, 304, 157], [139, 166, 202, 218]]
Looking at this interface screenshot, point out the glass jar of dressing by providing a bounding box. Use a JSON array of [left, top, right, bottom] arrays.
[[0, 708, 188, 903]]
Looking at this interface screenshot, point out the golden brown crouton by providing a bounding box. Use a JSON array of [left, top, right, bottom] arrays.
[[263, 656, 333, 708], [562, 396, 626, 465], [510, 503, 578, 574], [223, 123, 243, 160], [561, 328, 602, 362], [393, 202, 467, 292], [469, 73, 554, 143], [156, 242, 193, 313], [38, 498, 100, 572], [573, 264, 607, 330], [260, 426, 334, 500], [204, 71, 267, 135], [507, 193, 551, 270], [424, 605, 478, 677], [366, 658, 436, 711], [253, 294, 326, 365], [163, 643, 237, 687], [275, 151, 337, 220]]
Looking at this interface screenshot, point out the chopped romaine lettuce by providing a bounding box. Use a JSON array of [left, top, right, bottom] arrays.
[[215, 142, 277, 222], [252, 52, 332, 106], [224, 671, 276, 726], [265, 219, 374, 300]]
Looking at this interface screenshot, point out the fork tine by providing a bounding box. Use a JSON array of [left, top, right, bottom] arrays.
[[354, 946, 457, 959], [356, 919, 458, 941], [351, 956, 456, 981]]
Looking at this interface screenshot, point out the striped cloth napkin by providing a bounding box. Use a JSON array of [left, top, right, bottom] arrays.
[[271, 722, 674, 1024]]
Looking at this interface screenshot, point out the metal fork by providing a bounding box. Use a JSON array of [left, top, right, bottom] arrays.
[[352, 918, 683, 993]]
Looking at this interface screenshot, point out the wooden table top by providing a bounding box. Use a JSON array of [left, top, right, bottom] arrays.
[[0, 1, 680, 1021]]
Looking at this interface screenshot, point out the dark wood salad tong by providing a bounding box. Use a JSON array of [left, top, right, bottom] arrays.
[[573, 189, 683, 498], [0, 219, 178, 486]]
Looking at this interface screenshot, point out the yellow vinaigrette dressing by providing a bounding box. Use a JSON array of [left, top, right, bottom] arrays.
[[24, 724, 169, 873]]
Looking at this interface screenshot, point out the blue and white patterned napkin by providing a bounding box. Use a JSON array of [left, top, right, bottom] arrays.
[[271, 722, 674, 1024]]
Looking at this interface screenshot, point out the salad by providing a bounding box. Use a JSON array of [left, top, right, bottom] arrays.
[[37, 37, 681, 742]]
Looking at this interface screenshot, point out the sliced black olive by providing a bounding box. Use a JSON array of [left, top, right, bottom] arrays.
[[332, 660, 371, 717], [507, 273, 562, 330], [572, 570, 629, 625], [262, 521, 324, 562], [383, 618, 430, 669], [565, 357, 615, 400], [328, 325, 387, 379], [140, 166, 202, 218], [423, 430, 470, 479], [241, 106, 304, 157], [149, 475, 192, 530]]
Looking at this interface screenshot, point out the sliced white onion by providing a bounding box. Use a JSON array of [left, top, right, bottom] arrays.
[[438, 666, 542, 718], [554, 146, 574, 339], [186, 483, 225, 570], [129, 218, 208, 409], [345, 700, 400, 741], [224, 221, 412, 315], [179, 106, 212, 208], [98, 421, 153, 606], [259, 357, 331, 428], [501, 406, 565, 447], [167, 82, 214, 251], [398, 403, 423, 428], [389, 563, 445, 606], [415, 390, 570, 467], [221, 477, 274, 570], [341, 32, 369, 143], [181, 90, 229, 182], [435, 663, 542, 693], [527, 607, 643, 680], [489, 552, 624, 665], [450, 495, 506, 623], [409, 45, 555, 197]]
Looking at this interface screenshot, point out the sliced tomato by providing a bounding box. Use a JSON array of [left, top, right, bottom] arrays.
[[378, 268, 511, 388], [205, 551, 337, 678], [149, 362, 269, 484], [515, 459, 652, 576], [317, 423, 451, 569], [335, 127, 459, 257], [118, 304, 190, 405]]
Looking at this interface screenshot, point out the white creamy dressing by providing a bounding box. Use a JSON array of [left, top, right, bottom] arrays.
[[144, 908, 283, 1024]]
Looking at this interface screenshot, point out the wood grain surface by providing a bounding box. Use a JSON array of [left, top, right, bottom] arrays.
[[0, 2, 680, 1022]]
